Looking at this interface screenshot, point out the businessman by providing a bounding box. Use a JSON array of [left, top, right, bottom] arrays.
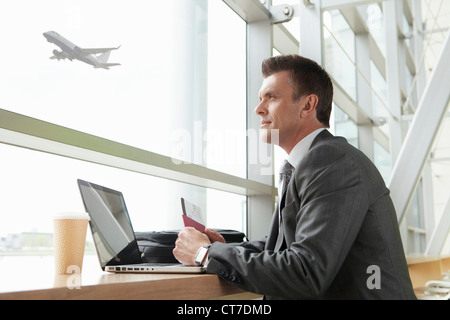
[[173, 54, 416, 300]]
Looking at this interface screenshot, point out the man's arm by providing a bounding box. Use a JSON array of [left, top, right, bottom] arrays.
[[173, 228, 267, 266]]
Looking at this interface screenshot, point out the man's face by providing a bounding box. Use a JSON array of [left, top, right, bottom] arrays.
[[255, 71, 303, 152]]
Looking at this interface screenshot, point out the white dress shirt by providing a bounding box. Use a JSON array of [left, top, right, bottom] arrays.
[[287, 128, 326, 169], [277, 128, 325, 199]]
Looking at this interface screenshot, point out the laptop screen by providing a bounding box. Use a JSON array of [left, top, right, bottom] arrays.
[[77, 179, 142, 269]]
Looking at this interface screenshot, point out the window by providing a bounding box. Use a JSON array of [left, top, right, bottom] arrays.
[[324, 10, 356, 101], [0, 143, 246, 238], [0, 0, 246, 176], [0, 1, 249, 255]]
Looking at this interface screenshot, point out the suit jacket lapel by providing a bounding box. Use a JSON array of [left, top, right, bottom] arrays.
[[273, 130, 332, 252]]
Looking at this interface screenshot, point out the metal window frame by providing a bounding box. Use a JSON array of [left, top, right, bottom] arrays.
[[0, 109, 276, 198]]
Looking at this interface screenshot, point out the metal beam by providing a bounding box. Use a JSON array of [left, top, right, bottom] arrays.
[[273, 24, 300, 54], [388, 31, 450, 223], [339, 5, 369, 34], [0, 109, 276, 198], [221, 0, 270, 22], [384, 0, 403, 164], [270, 4, 296, 24], [321, 0, 389, 11], [412, 0, 426, 101], [421, 161, 435, 245], [369, 34, 386, 79], [299, 0, 323, 64], [246, 14, 276, 241], [356, 29, 375, 160]]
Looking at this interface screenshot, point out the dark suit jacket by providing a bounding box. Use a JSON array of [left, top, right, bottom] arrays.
[[206, 130, 416, 299]]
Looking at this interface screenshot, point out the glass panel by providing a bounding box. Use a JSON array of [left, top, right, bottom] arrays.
[[0, 0, 247, 177], [334, 105, 358, 148], [373, 140, 391, 183], [0, 143, 246, 254], [324, 10, 356, 101], [206, 0, 247, 177], [370, 61, 389, 135], [366, 3, 386, 57]]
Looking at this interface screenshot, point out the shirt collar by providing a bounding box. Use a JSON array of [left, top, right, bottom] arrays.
[[288, 128, 326, 169]]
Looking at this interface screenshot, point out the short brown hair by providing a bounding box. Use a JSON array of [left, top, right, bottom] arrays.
[[261, 55, 333, 127]]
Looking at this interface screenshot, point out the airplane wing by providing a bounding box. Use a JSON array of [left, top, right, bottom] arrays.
[[80, 46, 121, 55], [104, 63, 121, 67]]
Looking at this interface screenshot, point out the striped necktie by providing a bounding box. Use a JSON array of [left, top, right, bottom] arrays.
[[275, 160, 294, 251], [279, 160, 294, 199]]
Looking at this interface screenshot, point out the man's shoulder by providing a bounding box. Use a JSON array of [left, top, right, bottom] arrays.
[[310, 130, 363, 158], [311, 130, 347, 146], [306, 130, 382, 180], [300, 130, 369, 173], [307, 130, 351, 157]]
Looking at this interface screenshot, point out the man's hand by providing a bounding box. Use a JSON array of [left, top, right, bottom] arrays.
[[173, 228, 226, 266], [173, 228, 210, 266]]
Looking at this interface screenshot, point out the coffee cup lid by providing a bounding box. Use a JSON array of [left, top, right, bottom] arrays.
[[53, 212, 90, 220]]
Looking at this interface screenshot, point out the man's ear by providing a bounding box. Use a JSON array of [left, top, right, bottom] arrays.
[[300, 94, 319, 117]]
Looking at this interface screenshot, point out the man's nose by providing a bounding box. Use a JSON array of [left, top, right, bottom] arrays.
[[254, 101, 267, 115]]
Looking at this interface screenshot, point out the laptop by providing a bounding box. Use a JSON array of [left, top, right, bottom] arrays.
[[77, 179, 204, 274]]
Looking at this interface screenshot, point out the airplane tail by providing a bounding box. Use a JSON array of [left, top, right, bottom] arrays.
[[95, 48, 121, 69], [98, 50, 111, 63]]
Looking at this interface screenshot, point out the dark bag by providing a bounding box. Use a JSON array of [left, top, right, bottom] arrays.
[[135, 231, 179, 263], [135, 229, 246, 263]]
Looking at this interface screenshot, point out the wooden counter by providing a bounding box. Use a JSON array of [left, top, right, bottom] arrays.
[[0, 255, 254, 300], [0, 273, 247, 300], [407, 255, 450, 289]]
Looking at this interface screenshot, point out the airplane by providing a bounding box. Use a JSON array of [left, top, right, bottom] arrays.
[[43, 31, 121, 70]]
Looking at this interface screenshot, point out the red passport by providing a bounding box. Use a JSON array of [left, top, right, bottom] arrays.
[[182, 215, 206, 233]]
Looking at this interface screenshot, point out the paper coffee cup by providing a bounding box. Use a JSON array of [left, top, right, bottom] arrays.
[[53, 212, 90, 275]]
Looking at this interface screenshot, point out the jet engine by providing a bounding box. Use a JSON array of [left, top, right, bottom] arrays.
[[52, 50, 64, 60], [52, 49, 72, 60]]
